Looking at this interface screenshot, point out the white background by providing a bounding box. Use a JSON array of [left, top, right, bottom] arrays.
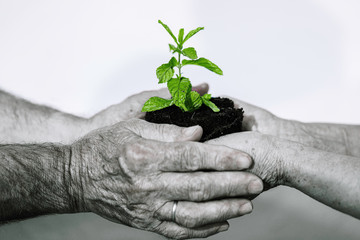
[[1, 0, 360, 239]]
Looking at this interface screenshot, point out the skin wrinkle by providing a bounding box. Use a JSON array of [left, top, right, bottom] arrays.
[[0, 144, 72, 223], [3, 87, 260, 238], [342, 126, 351, 156]]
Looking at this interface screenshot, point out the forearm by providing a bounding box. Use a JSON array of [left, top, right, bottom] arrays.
[[0, 143, 76, 223], [283, 142, 360, 219], [0, 89, 91, 144], [280, 119, 360, 157]]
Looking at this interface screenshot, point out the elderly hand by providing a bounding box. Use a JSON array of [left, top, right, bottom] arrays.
[[208, 131, 360, 219], [90, 83, 209, 128], [68, 119, 263, 239], [207, 132, 289, 189], [226, 96, 360, 157], [222, 96, 284, 136]]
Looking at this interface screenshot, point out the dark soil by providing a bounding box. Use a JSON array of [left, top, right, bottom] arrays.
[[145, 97, 244, 142]]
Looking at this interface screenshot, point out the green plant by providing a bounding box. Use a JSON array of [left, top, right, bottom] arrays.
[[142, 20, 223, 113]]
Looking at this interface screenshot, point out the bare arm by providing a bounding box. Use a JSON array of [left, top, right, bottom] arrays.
[[0, 143, 74, 223], [209, 132, 360, 219], [0, 84, 208, 144], [0, 89, 89, 144], [281, 120, 360, 157], [283, 141, 360, 218], [229, 97, 360, 157], [1, 119, 262, 239]]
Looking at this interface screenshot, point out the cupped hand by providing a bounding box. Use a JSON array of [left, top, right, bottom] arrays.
[[90, 83, 209, 128], [223, 96, 284, 137], [69, 119, 263, 239], [207, 132, 290, 189]]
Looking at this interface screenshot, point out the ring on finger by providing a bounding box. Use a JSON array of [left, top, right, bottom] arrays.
[[172, 201, 178, 222]]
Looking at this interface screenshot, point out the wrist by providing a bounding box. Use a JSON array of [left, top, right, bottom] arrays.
[[88, 104, 124, 130], [278, 140, 306, 188], [64, 143, 87, 213], [277, 118, 311, 144], [0, 144, 78, 221], [46, 144, 77, 214]]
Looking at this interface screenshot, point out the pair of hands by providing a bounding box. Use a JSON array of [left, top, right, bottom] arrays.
[[90, 84, 288, 187], [68, 84, 286, 239]]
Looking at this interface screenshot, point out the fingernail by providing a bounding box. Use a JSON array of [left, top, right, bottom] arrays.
[[241, 202, 253, 214], [197, 83, 207, 89], [248, 179, 264, 194], [182, 125, 200, 136], [236, 153, 252, 169], [218, 223, 229, 232]]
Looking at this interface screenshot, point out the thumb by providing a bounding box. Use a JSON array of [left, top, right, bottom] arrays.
[[127, 119, 203, 142], [192, 83, 209, 96]]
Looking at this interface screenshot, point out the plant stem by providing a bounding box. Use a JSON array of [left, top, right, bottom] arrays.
[[178, 51, 182, 78]]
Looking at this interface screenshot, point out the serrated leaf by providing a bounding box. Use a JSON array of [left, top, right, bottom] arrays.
[[182, 47, 198, 60], [189, 91, 202, 110], [183, 27, 204, 43], [168, 57, 178, 68], [178, 28, 184, 45], [202, 97, 220, 112], [156, 63, 174, 83], [202, 93, 212, 101], [158, 20, 178, 45], [142, 97, 174, 112], [182, 57, 223, 75], [167, 77, 192, 110]]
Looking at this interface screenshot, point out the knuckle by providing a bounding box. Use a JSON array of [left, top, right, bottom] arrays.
[[123, 141, 145, 162], [161, 228, 188, 240], [179, 144, 203, 171], [183, 217, 199, 228], [188, 176, 209, 201], [178, 209, 200, 228]]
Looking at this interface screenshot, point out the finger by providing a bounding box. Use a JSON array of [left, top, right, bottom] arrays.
[[157, 141, 252, 171], [127, 119, 203, 142], [192, 83, 209, 96], [220, 95, 274, 131], [116, 87, 170, 120], [161, 172, 263, 201], [155, 199, 252, 228], [155, 221, 229, 239], [129, 87, 171, 102]]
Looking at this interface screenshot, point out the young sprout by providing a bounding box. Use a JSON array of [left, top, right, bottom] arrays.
[[142, 20, 223, 113]]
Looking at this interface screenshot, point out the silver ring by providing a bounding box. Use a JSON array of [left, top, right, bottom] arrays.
[[171, 201, 178, 222]]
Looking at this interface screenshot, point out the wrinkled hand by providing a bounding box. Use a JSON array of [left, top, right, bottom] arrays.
[[90, 83, 209, 128], [208, 132, 290, 189], [223, 96, 284, 136], [69, 119, 263, 239], [226, 96, 336, 152]]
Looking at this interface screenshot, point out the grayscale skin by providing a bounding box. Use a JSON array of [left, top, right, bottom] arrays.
[[0, 85, 264, 239], [208, 97, 360, 219]]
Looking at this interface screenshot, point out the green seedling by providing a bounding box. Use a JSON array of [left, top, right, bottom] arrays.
[[142, 20, 223, 113]]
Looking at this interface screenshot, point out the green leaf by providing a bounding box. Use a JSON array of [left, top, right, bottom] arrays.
[[167, 77, 192, 110], [202, 97, 220, 112], [156, 63, 174, 83], [202, 93, 212, 101], [158, 20, 178, 45], [168, 57, 178, 68], [183, 27, 204, 43], [182, 47, 198, 60], [182, 57, 223, 75], [189, 91, 203, 110], [178, 28, 184, 45], [169, 44, 177, 52], [142, 97, 174, 112]]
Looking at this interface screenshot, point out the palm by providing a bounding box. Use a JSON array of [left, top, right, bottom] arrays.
[[226, 97, 282, 136]]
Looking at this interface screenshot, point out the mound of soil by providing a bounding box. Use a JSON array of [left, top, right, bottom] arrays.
[[145, 97, 244, 142]]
